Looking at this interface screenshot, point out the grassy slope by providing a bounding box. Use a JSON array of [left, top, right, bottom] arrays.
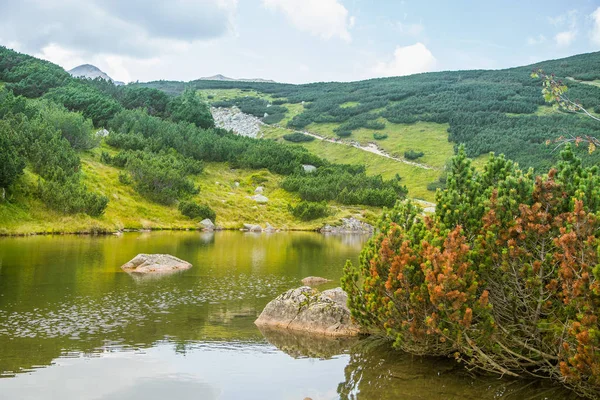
[[0, 144, 381, 235], [201, 88, 451, 202]]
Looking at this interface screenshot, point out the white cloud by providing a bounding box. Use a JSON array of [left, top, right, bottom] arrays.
[[0, 0, 237, 58], [372, 43, 436, 78], [548, 9, 578, 27], [394, 22, 424, 37], [555, 30, 577, 47], [591, 7, 600, 46], [262, 0, 354, 42], [527, 34, 546, 46]]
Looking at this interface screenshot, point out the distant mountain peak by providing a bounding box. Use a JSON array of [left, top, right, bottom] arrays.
[[198, 74, 275, 83], [68, 64, 124, 85]]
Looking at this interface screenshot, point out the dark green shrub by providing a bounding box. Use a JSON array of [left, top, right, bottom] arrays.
[[288, 201, 329, 221], [39, 177, 108, 216], [283, 132, 315, 142], [373, 133, 388, 140], [178, 201, 216, 221], [404, 150, 424, 160], [168, 89, 214, 129]]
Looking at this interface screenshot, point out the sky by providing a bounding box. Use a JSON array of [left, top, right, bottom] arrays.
[[1, 0, 600, 84]]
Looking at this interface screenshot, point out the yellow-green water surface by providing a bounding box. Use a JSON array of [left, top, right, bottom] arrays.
[[0, 232, 579, 399]]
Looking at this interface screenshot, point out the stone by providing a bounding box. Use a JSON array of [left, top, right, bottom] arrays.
[[250, 194, 268, 203], [264, 223, 276, 233], [243, 223, 262, 232], [321, 217, 373, 234], [255, 286, 360, 337], [254, 186, 264, 194], [301, 276, 332, 286], [95, 128, 109, 137], [121, 254, 192, 274], [211, 106, 262, 138], [234, 181, 240, 187], [302, 164, 317, 173], [200, 219, 215, 230]]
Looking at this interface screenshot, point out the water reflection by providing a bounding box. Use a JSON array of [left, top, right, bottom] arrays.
[[0, 232, 583, 399], [258, 326, 359, 359]]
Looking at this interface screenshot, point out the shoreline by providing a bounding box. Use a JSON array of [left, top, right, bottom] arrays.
[[0, 226, 324, 238]]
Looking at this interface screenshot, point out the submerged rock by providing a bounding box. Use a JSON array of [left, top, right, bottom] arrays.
[[255, 286, 359, 337], [121, 254, 192, 274], [301, 276, 332, 286]]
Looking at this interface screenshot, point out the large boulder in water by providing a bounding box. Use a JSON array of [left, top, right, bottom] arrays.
[[255, 286, 360, 337], [121, 254, 192, 274]]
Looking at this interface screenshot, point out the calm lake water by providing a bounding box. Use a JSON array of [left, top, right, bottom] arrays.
[[0, 231, 579, 400]]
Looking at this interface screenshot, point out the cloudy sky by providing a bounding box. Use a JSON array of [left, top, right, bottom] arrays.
[[1, 0, 600, 84]]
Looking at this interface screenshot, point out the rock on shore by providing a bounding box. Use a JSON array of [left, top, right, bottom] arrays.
[[255, 286, 360, 337], [321, 217, 374, 234], [121, 254, 192, 274]]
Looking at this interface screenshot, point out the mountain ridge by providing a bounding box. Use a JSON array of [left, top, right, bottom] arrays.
[[68, 64, 125, 85]]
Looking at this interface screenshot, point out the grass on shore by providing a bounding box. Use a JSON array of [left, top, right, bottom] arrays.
[[0, 145, 382, 235]]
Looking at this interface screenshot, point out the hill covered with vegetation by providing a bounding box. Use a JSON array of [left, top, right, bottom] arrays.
[[141, 51, 600, 174], [0, 46, 403, 234]]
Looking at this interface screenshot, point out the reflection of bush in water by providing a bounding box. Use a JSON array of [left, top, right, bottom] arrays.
[[178, 232, 215, 249], [258, 326, 358, 359], [289, 237, 324, 251], [337, 338, 579, 400]]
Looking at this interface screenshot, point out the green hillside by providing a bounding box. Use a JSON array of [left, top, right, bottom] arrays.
[[141, 51, 600, 173], [0, 46, 400, 234]]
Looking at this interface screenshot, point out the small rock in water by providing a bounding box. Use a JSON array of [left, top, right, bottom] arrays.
[[121, 254, 192, 274]]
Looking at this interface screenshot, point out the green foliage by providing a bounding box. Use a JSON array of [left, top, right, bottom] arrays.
[[140, 51, 600, 170], [0, 46, 71, 98], [404, 150, 424, 160], [373, 132, 388, 140], [343, 145, 600, 398], [44, 81, 123, 127], [178, 201, 216, 221], [0, 87, 107, 216], [282, 132, 315, 142], [168, 89, 214, 129], [37, 101, 97, 149], [119, 86, 170, 117], [102, 150, 201, 205], [39, 177, 108, 216], [282, 165, 406, 207], [0, 120, 25, 191], [288, 201, 329, 221]]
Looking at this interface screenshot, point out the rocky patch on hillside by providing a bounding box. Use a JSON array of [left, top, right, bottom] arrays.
[[211, 106, 263, 138]]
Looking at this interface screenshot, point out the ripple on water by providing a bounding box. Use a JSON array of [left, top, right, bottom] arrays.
[[0, 274, 294, 341]]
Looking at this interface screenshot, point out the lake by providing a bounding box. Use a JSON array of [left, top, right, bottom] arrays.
[[0, 231, 578, 399]]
